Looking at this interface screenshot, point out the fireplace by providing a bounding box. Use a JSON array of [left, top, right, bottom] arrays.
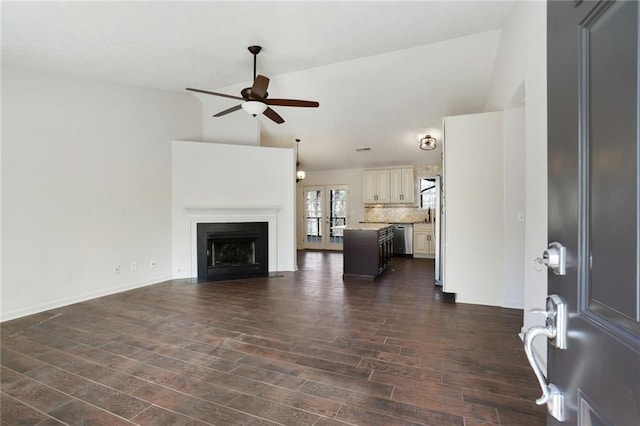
[[197, 222, 268, 281]]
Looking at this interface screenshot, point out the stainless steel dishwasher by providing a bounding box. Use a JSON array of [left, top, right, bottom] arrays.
[[392, 224, 413, 256]]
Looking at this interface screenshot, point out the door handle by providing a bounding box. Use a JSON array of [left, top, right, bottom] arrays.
[[523, 294, 567, 421], [524, 326, 565, 420]]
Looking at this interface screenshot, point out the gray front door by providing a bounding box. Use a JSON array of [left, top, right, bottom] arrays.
[[546, 1, 639, 424]]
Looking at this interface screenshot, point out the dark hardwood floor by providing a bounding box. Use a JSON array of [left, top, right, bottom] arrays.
[[1, 251, 545, 425]]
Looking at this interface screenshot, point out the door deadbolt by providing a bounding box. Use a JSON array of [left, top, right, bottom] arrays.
[[535, 242, 567, 275]]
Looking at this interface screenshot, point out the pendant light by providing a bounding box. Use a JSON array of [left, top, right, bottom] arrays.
[[296, 139, 306, 183]]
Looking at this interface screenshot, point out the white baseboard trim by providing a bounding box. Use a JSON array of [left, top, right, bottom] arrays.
[[1, 275, 172, 322], [502, 299, 524, 309], [412, 253, 435, 259]]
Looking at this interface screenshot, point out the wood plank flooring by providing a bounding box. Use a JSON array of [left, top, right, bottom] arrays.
[[1, 251, 546, 425]]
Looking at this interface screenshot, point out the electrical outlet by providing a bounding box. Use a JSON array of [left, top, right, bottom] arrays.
[[150, 260, 156, 268], [130, 262, 137, 271], [114, 265, 120, 274]]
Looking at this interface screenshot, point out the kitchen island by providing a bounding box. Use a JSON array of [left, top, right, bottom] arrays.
[[343, 223, 393, 279]]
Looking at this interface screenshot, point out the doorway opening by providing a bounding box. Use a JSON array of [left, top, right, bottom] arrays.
[[418, 176, 442, 283]]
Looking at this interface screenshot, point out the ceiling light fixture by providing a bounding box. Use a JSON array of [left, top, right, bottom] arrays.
[[419, 135, 437, 151], [242, 100, 267, 117], [295, 139, 306, 183]]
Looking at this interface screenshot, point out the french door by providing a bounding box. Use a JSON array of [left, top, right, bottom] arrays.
[[303, 185, 348, 250]]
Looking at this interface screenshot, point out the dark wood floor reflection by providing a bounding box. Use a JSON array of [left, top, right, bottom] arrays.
[[1, 251, 545, 425]]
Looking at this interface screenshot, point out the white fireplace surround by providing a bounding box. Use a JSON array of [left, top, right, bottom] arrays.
[[186, 207, 280, 278]]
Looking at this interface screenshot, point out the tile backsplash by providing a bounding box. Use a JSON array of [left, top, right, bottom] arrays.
[[364, 206, 435, 223]]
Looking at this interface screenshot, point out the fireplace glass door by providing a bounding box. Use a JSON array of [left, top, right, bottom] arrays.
[[210, 238, 255, 267], [304, 185, 348, 250], [197, 222, 268, 281]]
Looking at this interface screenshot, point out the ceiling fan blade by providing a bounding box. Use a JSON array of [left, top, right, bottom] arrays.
[[263, 98, 319, 108], [186, 88, 243, 101], [213, 104, 242, 117], [250, 75, 270, 99], [263, 107, 285, 124]]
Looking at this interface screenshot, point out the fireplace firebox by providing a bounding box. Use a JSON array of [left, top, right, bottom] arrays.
[[197, 222, 268, 281]]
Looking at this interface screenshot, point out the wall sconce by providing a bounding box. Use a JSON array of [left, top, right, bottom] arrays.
[[296, 139, 306, 183], [419, 135, 437, 151]]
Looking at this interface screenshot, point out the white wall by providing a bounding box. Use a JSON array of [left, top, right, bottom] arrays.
[[484, 2, 548, 365], [1, 67, 202, 321], [171, 141, 296, 275], [443, 111, 504, 306], [502, 104, 526, 308]]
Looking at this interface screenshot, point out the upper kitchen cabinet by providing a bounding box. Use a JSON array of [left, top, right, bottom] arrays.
[[363, 170, 390, 203], [364, 168, 414, 204], [390, 168, 415, 203]]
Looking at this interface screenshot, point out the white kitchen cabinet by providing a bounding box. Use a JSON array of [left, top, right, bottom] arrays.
[[413, 222, 434, 258], [363, 170, 390, 203], [390, 168, 415, 203], [363, 171, 378, 203], [364, 168, 413, 204]]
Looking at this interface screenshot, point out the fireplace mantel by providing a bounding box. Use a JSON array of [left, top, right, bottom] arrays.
[[185, 207, 280, 278]]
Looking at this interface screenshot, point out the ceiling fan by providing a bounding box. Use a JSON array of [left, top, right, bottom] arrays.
[[186, 46, 319, 124]]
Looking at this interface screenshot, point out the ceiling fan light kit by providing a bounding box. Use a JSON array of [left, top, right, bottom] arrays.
[[419, 135, 437, 151], [186, 46, 319, 124], [242, 101, 267, 116]]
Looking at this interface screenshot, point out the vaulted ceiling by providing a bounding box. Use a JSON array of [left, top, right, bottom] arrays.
[[1, 1, 514, 171]]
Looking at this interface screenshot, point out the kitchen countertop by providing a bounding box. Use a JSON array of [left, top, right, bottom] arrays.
[[345, 223, 393, 231], [360, 221, 431, 225]]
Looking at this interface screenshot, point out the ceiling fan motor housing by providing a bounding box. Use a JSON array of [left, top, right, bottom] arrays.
[[241, 87, 268, 100]]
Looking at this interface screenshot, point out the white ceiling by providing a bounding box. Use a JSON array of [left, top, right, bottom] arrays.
[[1, 1, 514, 171]]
